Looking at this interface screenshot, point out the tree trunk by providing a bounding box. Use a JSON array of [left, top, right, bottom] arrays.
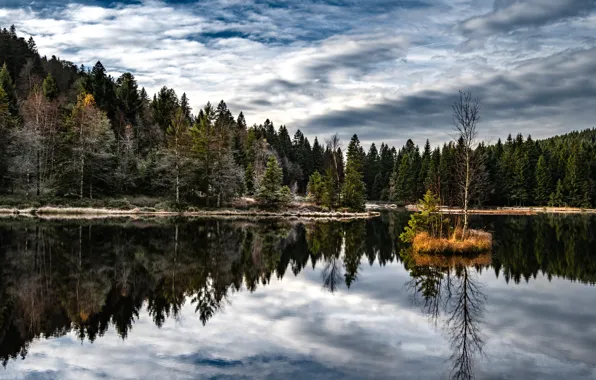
[[36, 149, 40, 196], [175, 160, 180, 204], [463, 150, 470, 239], [80, 154, 84, 199]]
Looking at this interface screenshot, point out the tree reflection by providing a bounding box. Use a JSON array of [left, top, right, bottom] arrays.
[[0, 213, 595, 368], [404, 249, 487, 380]]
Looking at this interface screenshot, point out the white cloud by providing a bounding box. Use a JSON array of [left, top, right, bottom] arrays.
[[0, 0, 595, 150]]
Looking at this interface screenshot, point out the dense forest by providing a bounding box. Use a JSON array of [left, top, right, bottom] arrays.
[[1, 26, 596, 209]]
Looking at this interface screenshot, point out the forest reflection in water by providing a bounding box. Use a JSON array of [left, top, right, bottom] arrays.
[[0, 213, 595, 379]]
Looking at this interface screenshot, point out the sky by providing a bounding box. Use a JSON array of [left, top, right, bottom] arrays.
[[1, 0, 595, 149]]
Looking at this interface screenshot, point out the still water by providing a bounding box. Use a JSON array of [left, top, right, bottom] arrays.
[[0, 213, 595, 380]]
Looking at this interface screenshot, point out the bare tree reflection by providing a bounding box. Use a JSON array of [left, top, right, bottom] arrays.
[[447, 267, 485, 380], [405, 250, 487, 380], [321, 257, 343, 293]]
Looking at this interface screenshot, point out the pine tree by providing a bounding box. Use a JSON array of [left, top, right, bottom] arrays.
[[233, 112, 248, 167], [512, 151, 530, 205], [322, 166, 340, 210], [245, 163, 255, 195], [535, 154, 551, 205], [364, 143, 380, 199], [180, 92, 192, 122], [152, 86, 179, 132], [312, 137, 325, 174], [549, 179, 565, 207], [346, 134, 365, 174], [379, 143, 395, 200], [342, 138, 367, 211], [115, 73, 141, 127], [419, 139, 431, 195], [391, 154, 409, 203], [0, 63, 17, 115], [564, 151, 590, 207], [42, 73, 59, 100], [256, 155, 291, 208], [307, 171, 324, 204]]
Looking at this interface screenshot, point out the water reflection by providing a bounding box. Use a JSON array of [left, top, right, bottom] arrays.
[[0, 213, 595, 378], [403, 250, 487, 380]]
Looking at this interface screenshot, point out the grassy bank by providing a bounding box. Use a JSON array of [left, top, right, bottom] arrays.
[[412, 229, 492, 254]]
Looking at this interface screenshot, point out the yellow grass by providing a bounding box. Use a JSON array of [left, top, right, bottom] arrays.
[[409, 250, 492, 267], [412, 228, 492, 255]]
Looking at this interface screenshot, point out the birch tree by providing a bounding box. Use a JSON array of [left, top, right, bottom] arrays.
[[166, 107, 191, 204], [452, 91, 485, 238], [16, 85, 60, 196]]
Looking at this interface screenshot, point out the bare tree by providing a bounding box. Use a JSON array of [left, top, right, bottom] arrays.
[[17, 86, 59, 196], [166, 107, 191, 204], [452, 91, 484, 238], [325, 133, 342, 183], [66, 94, 114, 199]]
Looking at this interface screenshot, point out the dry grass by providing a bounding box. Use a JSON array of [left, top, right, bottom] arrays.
[[409, 250, 492, 267], [412, 228, 492, 255]]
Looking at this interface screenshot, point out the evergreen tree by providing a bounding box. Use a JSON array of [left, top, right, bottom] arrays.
[[321, 166, 340, 210], [312, 137, 325, 174], [535, 154, 551, 205], [233, 112, 248, 167], [115, 73, 141, 127], [0, 63, 17, 115], [341, 161, 366, 211], [391, 154, 410, 203], [564, 151, 590, 207], [152, 86, 179, 132], [346, 134, 365, 174], [379, 143, 395, 200], [512, 150, 530, 205], [364, 143, 380, 199], [180, 92, 192, 122], [42, 73, 59, 100], [419, 139, 431, 195], [245, 163, 255, 195], [307, 171, 324, 204], [549, 179, 565, 207], [256, 155, 291, 208]]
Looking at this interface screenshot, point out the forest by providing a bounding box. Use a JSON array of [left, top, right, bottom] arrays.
[[1, 25, 596, 210]]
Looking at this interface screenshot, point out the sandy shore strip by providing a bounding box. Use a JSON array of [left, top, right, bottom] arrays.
[[0, 206, 380, 220]]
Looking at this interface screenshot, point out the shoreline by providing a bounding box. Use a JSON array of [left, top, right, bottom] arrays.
[[0, 206, 380, 220], [397, 205, 596, 215]]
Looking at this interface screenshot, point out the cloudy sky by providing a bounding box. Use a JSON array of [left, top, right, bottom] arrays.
[[1, 0, 595, 148]]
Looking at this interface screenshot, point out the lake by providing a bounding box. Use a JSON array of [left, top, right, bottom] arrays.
[[0, 213, 595, 380]]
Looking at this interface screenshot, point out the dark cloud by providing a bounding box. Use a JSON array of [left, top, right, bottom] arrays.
[[459, 0, 596, 41], [303, 38, 408, 82], [298, 47, 596, 146]]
